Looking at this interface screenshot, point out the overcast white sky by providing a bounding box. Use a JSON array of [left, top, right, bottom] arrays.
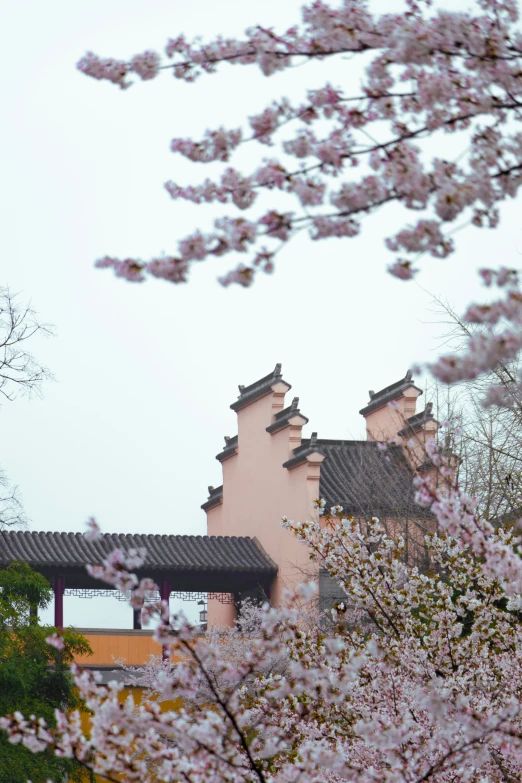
[[2, 0, 521, 627]]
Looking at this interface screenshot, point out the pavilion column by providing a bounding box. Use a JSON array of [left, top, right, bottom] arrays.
[[54, 575, 65, 629], [160, 579, 171, 662], [160, 578, 171, 605]]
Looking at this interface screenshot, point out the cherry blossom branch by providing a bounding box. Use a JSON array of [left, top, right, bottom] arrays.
[[74, 1, 522, 287]]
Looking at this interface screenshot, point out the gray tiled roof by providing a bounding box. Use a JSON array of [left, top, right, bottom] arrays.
[[318, 441, 417, 514], [283, 432, 321, 469], [0, 531, 277, 590], [397, 403, 437, 437], [266, 397, 309, 434], [359, 370, 422, 416], [230, 363, 290, 412], [285, 439, 420, 516]]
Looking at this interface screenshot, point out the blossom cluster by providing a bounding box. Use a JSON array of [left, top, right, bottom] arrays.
[[430, 267, 522, 408], [77, 50, 160, 89], [85, 545, 159, 611], [78, 1, 522, 287], [5, 450, 522, 782]]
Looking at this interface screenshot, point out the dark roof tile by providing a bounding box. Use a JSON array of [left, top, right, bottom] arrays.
[[230, 363, 290, 412], [317, 441, 420, 516], [0, 531, 277, 575], [216, 435, 238, 462], [359, 370, 422, 416], [285, 438, 422, 516], [266, 397, 309, 434], [397, 403, 437, 437], [201, 485, 223, 511], [283, 432, 321, 469]]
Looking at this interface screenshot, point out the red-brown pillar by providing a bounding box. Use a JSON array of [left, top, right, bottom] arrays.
[[160, 579, 171, 662], [160, 579, 171, 604], [54, 575, 65, 629]]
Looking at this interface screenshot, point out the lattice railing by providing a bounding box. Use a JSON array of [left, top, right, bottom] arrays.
[[63, 588, 235, 604]]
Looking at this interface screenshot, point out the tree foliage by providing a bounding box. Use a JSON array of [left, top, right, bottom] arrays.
[[0, 561, 91, 783]]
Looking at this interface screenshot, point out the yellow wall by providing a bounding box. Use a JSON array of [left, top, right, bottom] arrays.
[[74, 628, 165, 666], [72, 628, 183, 780], [80, 686, 181, 782]]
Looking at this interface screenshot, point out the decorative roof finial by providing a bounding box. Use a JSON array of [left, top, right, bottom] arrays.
[[274, 363, 282, 376], [369, 389, 375, 398], [310, 431, 318, 447], [405, 369, 413, 381], [425, 402, 433, 415], [291, 396, 299, 409], [208, 486, 214, 495], [238, 384, 245, 394]]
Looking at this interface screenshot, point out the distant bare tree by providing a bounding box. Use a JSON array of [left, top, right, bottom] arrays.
[[427, 296, 522, 523], [0, 287, 53, 401], [0, 287, 53, 529], [0, 471, 28, 529]]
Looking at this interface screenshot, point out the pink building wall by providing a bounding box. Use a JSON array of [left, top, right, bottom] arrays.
[[206, 379, 324, 625], [205, 368, 439, 626], [364, 389, 422, 441]]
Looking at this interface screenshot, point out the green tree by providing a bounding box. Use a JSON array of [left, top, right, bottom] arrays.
[[0, 561, 92, 783]]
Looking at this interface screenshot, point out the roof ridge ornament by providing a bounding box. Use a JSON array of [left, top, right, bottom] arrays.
[[266, 395, 309, 434], [216, 434, 238, 462], [359, 372, 423, 417], [397, 401, 438, 437], [230, 363, 290, 413]]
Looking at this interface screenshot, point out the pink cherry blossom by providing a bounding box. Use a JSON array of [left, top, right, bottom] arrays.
[[248, 105, 283, 142], [76, 52, 131, 89], [73, 1, 522, 287], [429, 269, 522, 387], [293, 176, 326, 206], [45, 633, 64, 651], [9, 461, 522, 783], [217, 264, 255, 288], [259, 210, 293, 241], [147, 256, 189, 284], [130, 50, 161, 81], [388, 260, 418, 280], [84, 517, 102, 541]]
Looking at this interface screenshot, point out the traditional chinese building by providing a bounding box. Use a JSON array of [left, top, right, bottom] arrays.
[[0, 365, 437, 669], [202, 364, 438, 625]]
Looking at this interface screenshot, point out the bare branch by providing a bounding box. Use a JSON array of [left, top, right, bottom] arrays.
[[0, 469, 29, 530], [0, 286, 54, 402]]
